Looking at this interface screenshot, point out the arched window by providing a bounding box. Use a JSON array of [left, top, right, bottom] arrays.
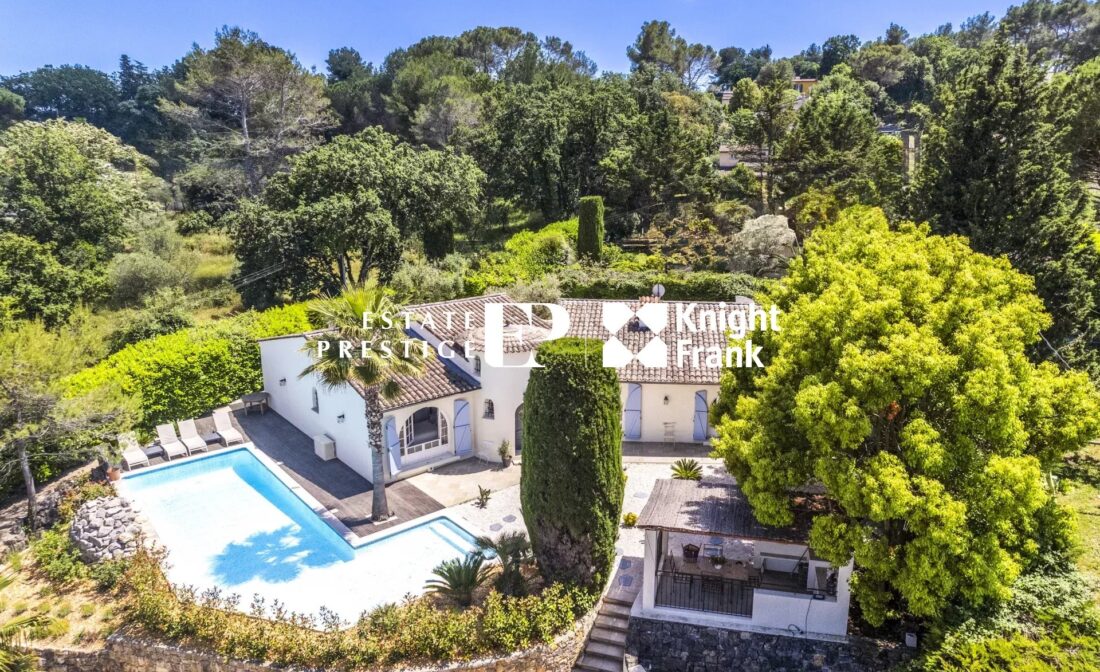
[[311, 388, 319, 413], [474, 356, 482, 375], [400, 407, 448, 457], [484, 399, 495, 419]]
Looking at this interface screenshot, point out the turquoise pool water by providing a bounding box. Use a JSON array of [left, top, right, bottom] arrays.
[[119, 448, 479, 620]]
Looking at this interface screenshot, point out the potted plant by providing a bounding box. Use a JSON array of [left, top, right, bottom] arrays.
[[99, 444, 124, 482], [498, 440, 513, 467], [710, 554, 727, 570]]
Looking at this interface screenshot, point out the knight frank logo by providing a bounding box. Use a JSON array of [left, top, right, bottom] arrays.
[[601, 301, 668, 368]]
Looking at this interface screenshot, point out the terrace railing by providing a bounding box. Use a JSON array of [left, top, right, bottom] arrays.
[[654, 569, 753, 617]]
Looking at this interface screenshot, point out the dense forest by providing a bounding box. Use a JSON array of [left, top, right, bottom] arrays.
[[2, 2, 1100, 668]]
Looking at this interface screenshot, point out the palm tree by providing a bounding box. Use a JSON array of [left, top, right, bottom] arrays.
[[424, 553, 493, 607], [0, 571, 42, 672], [475, 531, 531, 596], [301, 282, 432, 522]]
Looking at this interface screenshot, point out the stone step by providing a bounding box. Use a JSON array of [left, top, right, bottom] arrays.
[[599, 602, 632, 619], [589, 626, 628, 646], [594, 613, 630, 632], [604, 590, 637, 607], [574, 653, 623, 672], [585, 641, 624, 660]]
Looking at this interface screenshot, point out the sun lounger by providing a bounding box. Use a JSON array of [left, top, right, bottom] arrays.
[[156, 423, 189, 460], [178, 418, 208, 454], [118, 432, 149, 470], [213, 408, 244, 446]]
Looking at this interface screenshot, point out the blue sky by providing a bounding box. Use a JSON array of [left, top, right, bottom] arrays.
[[1, 1, 1019, 76]]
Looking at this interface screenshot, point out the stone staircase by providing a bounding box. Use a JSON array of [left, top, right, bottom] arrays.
[[574, 556, 642, 672]]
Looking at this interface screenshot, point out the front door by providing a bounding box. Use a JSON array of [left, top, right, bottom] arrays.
[[514, 404, 524, 454], [624, 383, 642, 440], [693, 390, 708, 442], [454, 399, 472, 457]]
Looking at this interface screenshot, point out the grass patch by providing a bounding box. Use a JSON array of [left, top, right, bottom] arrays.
[[1059, 441, 1100, 584]]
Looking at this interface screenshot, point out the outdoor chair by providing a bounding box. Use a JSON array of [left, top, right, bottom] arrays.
[[156, 424, 188, 460], [118, 432, 149, 470], [213, 408, 244, 446], [178, 418, 208, 454]]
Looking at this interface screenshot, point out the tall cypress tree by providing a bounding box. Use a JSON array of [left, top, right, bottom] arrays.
[[914, 41, 1100, 380], [521, 337, 624, 592]]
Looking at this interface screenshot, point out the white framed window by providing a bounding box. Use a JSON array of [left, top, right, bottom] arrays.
[[311, 388, 319, 413], [484, 399, 495, 419], [400, 407, 448, 456]]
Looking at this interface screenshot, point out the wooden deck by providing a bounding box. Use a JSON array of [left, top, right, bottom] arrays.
[[145, 409, 445, 538]]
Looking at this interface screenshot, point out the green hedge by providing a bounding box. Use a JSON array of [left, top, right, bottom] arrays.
[[521, 338, 624, 591], [64, 304, 313, 429], [558, 267, 763, 301]]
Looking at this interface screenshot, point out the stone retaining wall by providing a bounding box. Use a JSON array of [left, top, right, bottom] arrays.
[[626, 615, 916, 672], [32, 603, 599, 672], [0, 464, 97, 553]]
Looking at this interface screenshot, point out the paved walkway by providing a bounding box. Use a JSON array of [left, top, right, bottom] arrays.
[[404, 458, 521, 507], [622, 441, 722, 464]]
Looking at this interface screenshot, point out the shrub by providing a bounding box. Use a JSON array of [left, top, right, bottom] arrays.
[[56, 477, 115, 523], [671, 458, 703, 481], [558, 267, 761, 301], [89, 559, 130, 591], [120, 550, 590, 668], [623, 512, 638, 527], [108, 288, 195, 353], [30, 526, 86, 585], [521, 338, 624, 591], [107, 251, 189, 307], [475, 532, 531, 597], [64, 303, 314, 428], [465, 219, 578, 294], [475, 485, 492, 509], [389, 253, 470, 303], [576, 196, 604, 261], [424, 553, 493, 607]]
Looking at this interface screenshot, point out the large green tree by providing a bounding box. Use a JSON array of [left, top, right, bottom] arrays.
[[521, 337, 624, 592], [0, 119, 162, 264], [1, 65, 120, 130], [726, 62, 798, 211], [712, 206, 1100, 626], [159, 27, 334, 195], [627, 20, 719, 89], [231, 127, 483, 307], [914, 41, 1100, 380], [780, 65, 903, 234], [0, 233, 97, 329]]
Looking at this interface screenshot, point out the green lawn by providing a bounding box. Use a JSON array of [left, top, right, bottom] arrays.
[[1059, 441, 1100, 584]]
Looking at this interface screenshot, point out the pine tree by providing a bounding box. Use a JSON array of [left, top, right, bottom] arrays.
[[914, 41, 1100, 380]]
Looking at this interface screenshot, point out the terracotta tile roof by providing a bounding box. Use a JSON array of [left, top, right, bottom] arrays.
[[409, 293, 550, 354], [348, 354, 480, 411], [559, 299, 750, 385], [636, 479, 812, 544]]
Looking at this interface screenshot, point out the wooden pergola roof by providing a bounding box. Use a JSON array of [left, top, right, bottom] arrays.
[[636, 479, 812, 544]]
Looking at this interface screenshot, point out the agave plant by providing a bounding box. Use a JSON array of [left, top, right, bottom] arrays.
[[424, 552, 492, 607], [0, 572, 43, 672], [475, 531, 531, 596], [671, 458, 703, 481]]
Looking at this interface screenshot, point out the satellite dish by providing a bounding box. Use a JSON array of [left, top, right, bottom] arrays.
[[652, 283, 666, 298]]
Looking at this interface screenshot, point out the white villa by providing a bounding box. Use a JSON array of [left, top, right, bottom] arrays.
[[258, 294, 743, 484]]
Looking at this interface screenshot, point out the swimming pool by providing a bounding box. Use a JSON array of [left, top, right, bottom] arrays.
[[118, 447, 480, 621]]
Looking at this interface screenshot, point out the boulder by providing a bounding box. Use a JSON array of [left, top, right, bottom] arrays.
[[69, 496, 142, 564], [728, 214, 799, 278]]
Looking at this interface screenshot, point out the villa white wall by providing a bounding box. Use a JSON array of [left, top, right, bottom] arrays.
[[622, 383, 720, 444], [259, 337, 375, 483], [473, 350, 533, 462]]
